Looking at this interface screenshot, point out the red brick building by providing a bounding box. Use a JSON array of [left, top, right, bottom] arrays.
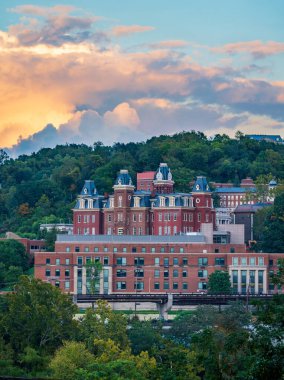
[[73, 163, 215, 237], [34, 224, 283, 296]]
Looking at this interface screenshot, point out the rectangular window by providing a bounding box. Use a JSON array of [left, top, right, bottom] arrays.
[[154, 257, 160, 266], [84, 247, 89, 252], [198, 282, 207, 290], [66, 247, 70, 253], [75, 246, 80, 252], [160, 247, 165, 253], [103, 247, 108, 252], [94, 247, 99, 252], [164, 270, 169, 278], [269, 259, 273, 266], [135, 269, 144, 277], [116, 257, 127, 266], [173, 257, 178, 266], [173, 269, 178, 278], [173, 282, 178, 290], [154, 282, 160, 290], [174, 213, 177, 221], [65, 258, 70, 265], [258, 257, 264, 266], [179, 248, 184, 253], [46, 258, 50, 265], [77, 257, 83, 265], [250, 257, 256, 265], [55, 281, 60, 288], [170, 247, 175, 253], [151, 247, 156, 253], [182, 270, 188, 278], [241, 257, 247, 265], [215, 258, 225, 266], [116, 282, 126, 290], [122, 247, 127, 253], [78, 215, 81, 223], [65, 281, 70, 290], [92, 215, 96, 223], [154, 269, 160, 278], [232, 257, 238, 265], [134, 257, 144, 266], [198, 270, 208, 278], [182, 258, 188, 266], [116, 270, 127, 277], [134, 282, 144, 290], [65, 269, 70, 277], [141, 247, 146, 253], [182, 283, 188, 290], [45, 269, 50, 276], [55, 269, 60, 277], [104, 257, 109, 265], [164, 258, 169, 266], [198, 258, 208, 266], [164, 282, 169, 290], [56, 258, 60, 265]]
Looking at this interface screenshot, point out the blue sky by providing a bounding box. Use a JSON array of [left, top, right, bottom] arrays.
[[1, 1, 284, 155]]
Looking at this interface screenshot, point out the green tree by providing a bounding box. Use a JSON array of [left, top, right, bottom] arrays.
[[207, 270, 231, 294], [85, 259, 103, 294], [0, 276, 78, 356], [80, 301, 129, 352]]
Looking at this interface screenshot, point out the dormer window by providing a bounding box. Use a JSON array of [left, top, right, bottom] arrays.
[[160, 197, 165, 207], [134, 197, 140, 208], [88, 199, 93, 209], [169, 196, 175, 207], [183, 197, 188, 207], [110, 198, 114, 208]]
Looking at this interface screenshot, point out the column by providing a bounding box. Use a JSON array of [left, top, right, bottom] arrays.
[[255, 270, 259, 294], [238, 270, 242, 293], [82, 267, 87, 294], [263, 270, 267, 294], [73, 265, 78, 294]]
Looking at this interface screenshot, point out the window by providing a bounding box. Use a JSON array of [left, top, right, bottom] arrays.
[[84, 247, 89, 252], [164, 258, 169, 266], [94, 247, 99, 252], [65, 258, 70, 265], [170, 247, 175, 253], [116, 269, 127, 277], [250, 257, 256, 265], [113, 247, 118, 253], [134, 257, 144, 266], [173, 282, 178, 290], [179, 248, 184, 253], [46, 258, 50, 265], [104, 257, 109, 265], [173, 270, 178, 278], [232, 257, 238, 265], [135, 269, 144, 277], [160, 247, 165, 253], [198, 282, 207, 290], [132, 247, 137, 253], [95, 257, 100, 263], [65, 269, 70, 277], [66, 247, 70, 253], [116, 282, 126, 290], [65, 281, 70, 290], [75, 246, 80, 252], [77, 257, 83, 265], [154, 282, 160, 290], [158, 213, 162, 221], [269, 259, 273, 266], [154, 258, 160, 266], [230, 247, 235, 253], [118, 196, 122, 208], [55, 258, 60, 265], [133, 213, 137, 222], [215, 258, 225, 266], [198, 213, 201, 222], [258, 257, 264, 266], [160, 197, 165, 207], [141, 247, 146, 253], [241, 257, 247, 265], [122, 247, 127, 253], [198, 258, 208, 266], [116, 257, 127, 266], [182, 258, 188, 266], [198, 270, 208, 278], [108, 214, 112, 222], [134, 282, 144, 290], [173, 213, 177, 221], [164, 282, 169, 290], [151, 247, 156, 253], [158, 226, 162, 236], [154, 270, 160, 278], [164, 270, 169, 278], [55, 269, 60, 277], [182, 283, 188, 290], [45, 269, 50, 276], [173, 257, 178, 266], [104, 247, 108, 252], [139, 213, 142, 222], [182, 270, 188, 278], [55, 281, 60, 288], [117, 213, 123, 222], [92, 215, 95, 223]]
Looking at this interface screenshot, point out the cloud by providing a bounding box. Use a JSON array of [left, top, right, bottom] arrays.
[[111, 25, 154, 37], [1, 5, 284, 156], [149, 40, 189, 49], [212, 40, 284, 59]]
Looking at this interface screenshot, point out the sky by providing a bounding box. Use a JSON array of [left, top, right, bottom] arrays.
[[1, 0, 284, 156]]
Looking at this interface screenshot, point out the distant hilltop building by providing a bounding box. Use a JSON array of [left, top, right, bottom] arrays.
[[246, 134, 284, 144], [73, 163, 216, 236]]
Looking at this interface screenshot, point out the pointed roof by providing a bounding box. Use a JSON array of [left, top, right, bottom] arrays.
[[114, 169, 133, 186], [154, 163, 173, 182], [192, 176, 211, 193], [80, 180, 97, 196]]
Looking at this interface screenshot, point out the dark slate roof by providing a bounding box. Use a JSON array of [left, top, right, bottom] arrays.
[[114, 169, 133, 186], [151, 193, 192, 207], [192, 176, 211, 192], [80, 180, 97, 196], [234, 203, 271, 213], [74, 195, 104, 209], [215, 187, 256, 193], [154, 163, 173, 181]]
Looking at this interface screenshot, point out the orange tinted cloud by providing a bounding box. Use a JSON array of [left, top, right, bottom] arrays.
[[212, 40, 284, 58], [111, 25, 154, 37]]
